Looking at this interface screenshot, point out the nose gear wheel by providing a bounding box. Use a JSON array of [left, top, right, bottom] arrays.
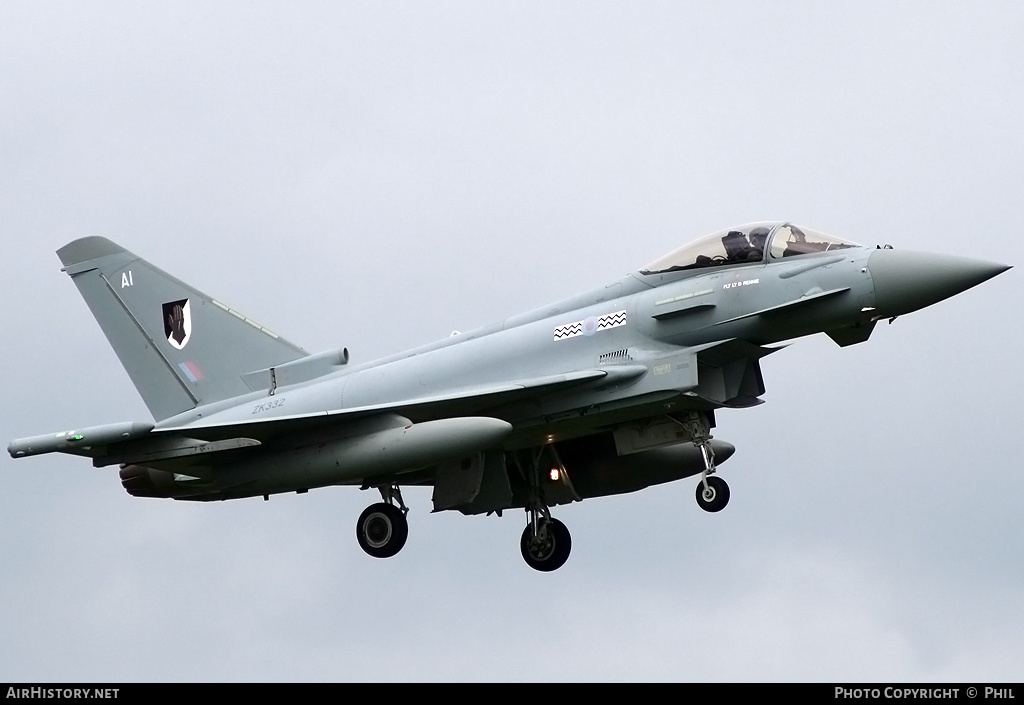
[[695, 475, 730, 512]]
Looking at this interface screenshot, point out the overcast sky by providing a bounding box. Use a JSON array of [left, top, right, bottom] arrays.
[[2, 1, 1021, 682]]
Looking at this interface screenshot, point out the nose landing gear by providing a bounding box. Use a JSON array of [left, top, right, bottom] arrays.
[[679, 410, 731, 513]]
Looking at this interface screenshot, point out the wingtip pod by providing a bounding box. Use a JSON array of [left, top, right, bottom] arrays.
[[8, 421, 155, 459]]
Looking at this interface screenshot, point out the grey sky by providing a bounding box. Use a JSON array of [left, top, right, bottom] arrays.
[[2, 1, 1021, 681]]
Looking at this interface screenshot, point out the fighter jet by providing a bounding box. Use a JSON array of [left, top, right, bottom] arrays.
[[7, 223, 1010, 571]]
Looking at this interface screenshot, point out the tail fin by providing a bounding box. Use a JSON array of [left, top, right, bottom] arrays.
[[57, 237, 307, 421]]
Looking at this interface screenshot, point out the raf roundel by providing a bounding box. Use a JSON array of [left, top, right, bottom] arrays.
[[553, 310, 628, 342]]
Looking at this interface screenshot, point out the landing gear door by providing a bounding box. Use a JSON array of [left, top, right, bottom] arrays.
[[433, 451, 513, 515]]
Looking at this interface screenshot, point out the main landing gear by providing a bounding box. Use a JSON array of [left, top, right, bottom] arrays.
[[352, 413, 730, 566], [516, 445, 574, 572], [679, 410, 731, 514], [521, 508, 571, 572], [356, 484, 409, 559]]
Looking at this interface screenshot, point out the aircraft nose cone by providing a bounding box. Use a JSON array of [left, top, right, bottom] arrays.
[[868, 249, 1011, 317]]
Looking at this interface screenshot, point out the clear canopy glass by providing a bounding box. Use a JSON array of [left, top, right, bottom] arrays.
[[640, 222, 860, 275]]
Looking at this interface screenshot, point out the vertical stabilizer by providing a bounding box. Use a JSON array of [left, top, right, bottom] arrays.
[[57, 237, 307, 421]]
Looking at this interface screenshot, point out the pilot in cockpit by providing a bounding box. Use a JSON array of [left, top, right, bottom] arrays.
[[722, 227, 770, 263], [748, 226, 770, 259]]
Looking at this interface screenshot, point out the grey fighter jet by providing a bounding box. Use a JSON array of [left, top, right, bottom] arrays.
[[8, 223, 1010, 571]]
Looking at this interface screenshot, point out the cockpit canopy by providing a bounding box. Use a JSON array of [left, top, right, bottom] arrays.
[[640, 222, 860, 275]]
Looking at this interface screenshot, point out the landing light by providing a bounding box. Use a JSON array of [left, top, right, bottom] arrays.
[[550, 468, 560, 481]]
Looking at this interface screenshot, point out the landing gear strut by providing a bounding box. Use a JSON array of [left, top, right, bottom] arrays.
[[356, 484, 409, 559], [679, 410, 731, 513], [521, 507, 571, 572], [516, 447, 572, 572]]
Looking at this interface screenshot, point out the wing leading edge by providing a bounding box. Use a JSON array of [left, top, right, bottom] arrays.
[[7, 366, 644, 466]]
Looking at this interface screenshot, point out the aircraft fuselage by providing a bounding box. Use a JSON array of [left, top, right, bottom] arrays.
[[8, 223, 1009, 570]]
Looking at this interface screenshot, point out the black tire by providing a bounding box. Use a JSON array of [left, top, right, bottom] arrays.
[[695, 475, 730, 513], [356, 503, 408, 558], [520, 518, 571, 572]]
